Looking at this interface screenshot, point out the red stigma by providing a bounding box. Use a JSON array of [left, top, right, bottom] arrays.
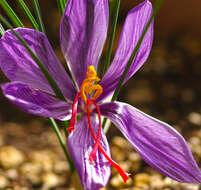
[[67, 93, 129, 183], [86, 99, 129, 183], [67, 92, 80, 133]]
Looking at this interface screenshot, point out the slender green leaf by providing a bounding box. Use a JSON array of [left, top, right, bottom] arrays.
[[109, 0, 115, 20], [31, 0, 46, 33], [0, 15, 66, 101], [0, 23, 5, 36], [17, 0, 40, 31], [0, 0, 24, 27], [57, 0, 63, 14], [48, 118, 74, 171], [63, 120, 70, 138], [102, 0, 120, 76], [57, 0, 66, 14]]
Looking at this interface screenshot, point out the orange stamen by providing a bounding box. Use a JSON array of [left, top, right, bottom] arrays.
[[80, 65, 102, 102]]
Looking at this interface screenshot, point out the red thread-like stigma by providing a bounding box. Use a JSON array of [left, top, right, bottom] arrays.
[[86, 99, 129, 183], [67, 92, 80, 133], [87, 99, 102, 164]]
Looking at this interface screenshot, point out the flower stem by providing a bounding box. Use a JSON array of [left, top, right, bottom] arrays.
[[31, 0, 46, 34], [0, 0, 24, 27], [17, 0, 40, 31], [103, 0, 164, 131], [48, 118, 74, 171], [102, 0, 120, 76]]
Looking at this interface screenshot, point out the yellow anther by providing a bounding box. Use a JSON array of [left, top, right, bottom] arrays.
[[80, 65, 103, 102]]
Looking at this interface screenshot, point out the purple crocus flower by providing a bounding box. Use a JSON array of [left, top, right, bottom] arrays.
[[1, 0, 201, 189]]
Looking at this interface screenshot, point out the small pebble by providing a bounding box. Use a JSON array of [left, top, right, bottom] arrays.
[[149, 174, 164, 189], [20, 162, 41, 175], [112, 136, 132, 150], [0, 146, 24, 169], [26, 174, 41, 185], [163, 177, 179, 187], [5, 169, 18, 180], [111, 146, 126, 162], [42, 172, 62, 187], [181, 183, 199, 190], [188, 112, 201, 126], [0, 175, 9, 189], [110, 174, 132, 188], [133, 173, 150, 187], [30, 150, 56, 171], [54, 161, 69, 174], [128, 152, 141, 171]]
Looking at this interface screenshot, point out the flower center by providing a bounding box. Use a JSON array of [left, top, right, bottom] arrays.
[[80, 65, 103, 103], [67, 65, 129, 183]]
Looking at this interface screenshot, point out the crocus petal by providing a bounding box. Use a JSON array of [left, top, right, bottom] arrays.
[[60, 0, 109, 87], [99, 0, 153, 101], [1, 82, 72, 120], [68, 115, 111, 190], [0, 28, 76, 101], [99, 102, 201, 183]]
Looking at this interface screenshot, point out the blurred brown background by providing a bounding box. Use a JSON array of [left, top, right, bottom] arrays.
[[0, 0, 201, 189]]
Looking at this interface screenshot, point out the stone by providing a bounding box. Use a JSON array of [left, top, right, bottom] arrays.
[[0, 175, 9, 189], [5, 169, 18, 180], [20, 162, 41, 175], [188, 112, 201, 126], [30, 150, 56, 171], [133, 173, 150, 188], [128, 152, 141, 171], [110, 174, 132, 188], [149, 174, 164, 189], [0, 146, 25, 169], [42, 172, 62, 187], [54, 161, 69, 174]]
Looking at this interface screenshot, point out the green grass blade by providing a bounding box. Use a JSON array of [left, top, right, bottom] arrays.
[[0, 23, 5, 36], [0, 0, 24, 27], [17, 0, 40, 31], [48, 118, 74, 171], [0, 15, 66, 101], [57, 0, 66, 14], [102, 0, 120, 76], [31, 0, 46, 33], [57, 0, 63, 14]]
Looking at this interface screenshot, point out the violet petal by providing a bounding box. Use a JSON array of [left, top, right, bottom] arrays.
[[68, 115, 111, 190], [1, 82, 72, 120], [0, 28, 76, 101], [99, 101, 201, 183], [99, 0, 153, 101], [60, 0, 109, 87]]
